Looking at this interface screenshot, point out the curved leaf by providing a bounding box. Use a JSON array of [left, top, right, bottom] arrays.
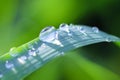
[[0, 24, 120, 80]]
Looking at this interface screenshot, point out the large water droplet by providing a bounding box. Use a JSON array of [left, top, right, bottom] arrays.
[[39, 26, 63, 46], [59, 23, 71, 36], [39, 26, 56, 42], [5, 61, 14, 69], [92, 27, 99, 33]]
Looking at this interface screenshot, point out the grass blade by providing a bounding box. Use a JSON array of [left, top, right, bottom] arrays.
[[0, 24, 120, 80]]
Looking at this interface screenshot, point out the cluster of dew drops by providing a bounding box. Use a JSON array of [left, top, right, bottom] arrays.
[[39, 23, 111, 43], [0, 23, 111, 79], [40, 23, 98, 45]]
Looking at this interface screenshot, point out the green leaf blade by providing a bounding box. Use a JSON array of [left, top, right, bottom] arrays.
[[0, 24, 120, 80]]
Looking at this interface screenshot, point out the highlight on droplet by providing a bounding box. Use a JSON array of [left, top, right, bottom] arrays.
[[17, 56, 27, 64]]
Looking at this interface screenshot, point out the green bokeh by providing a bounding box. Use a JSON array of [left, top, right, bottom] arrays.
[[0, 0, 120, 79]]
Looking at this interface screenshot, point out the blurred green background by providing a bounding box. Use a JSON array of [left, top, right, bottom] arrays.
[[0, 0, 120, 80]]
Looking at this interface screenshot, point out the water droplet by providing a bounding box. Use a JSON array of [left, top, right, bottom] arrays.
[[39, 26, 63, 46], [5, 61, 14, 69], [20, 56, 27, 60], [79, 27, 87, 36], [42, 26, 55, 32], [59, 23, 69, 32], [59, 23, 71, 36], [0, 72, 3, 78], [28, 50, 36, 56], [9, 47, 16, 52], [92, 27, 99, 33], [79, 27, 84, 32], [106, 37, 112, 42], [9, 53, 18, 57], [9, 47, 18, 57], [18, 56, 27, 64], [28, 44, 36, 53], [28, 44, 37, 55], [31, 47, 35, 51], [39, 26, 56, 42]]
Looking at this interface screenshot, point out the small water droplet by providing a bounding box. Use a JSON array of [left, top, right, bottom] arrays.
[[79, 27, 87, 36], [31, 47, 35, 51], [9, 53, 17, 57], [59, 23, 71, 36], [39, 26, 63, 46], [18, 56, 27, 64], [9, 47, 18, 57], [20, 56, 27, 60], [28, 44, 36, 53], [106, 37, 112, 42], [79, 27, 84, 32], [9, 47, 16, 52], [92, 27, 99, 33], [59, 23, 69, 31], [5, 61, 14, 69], [28, 50, 36, 56]]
